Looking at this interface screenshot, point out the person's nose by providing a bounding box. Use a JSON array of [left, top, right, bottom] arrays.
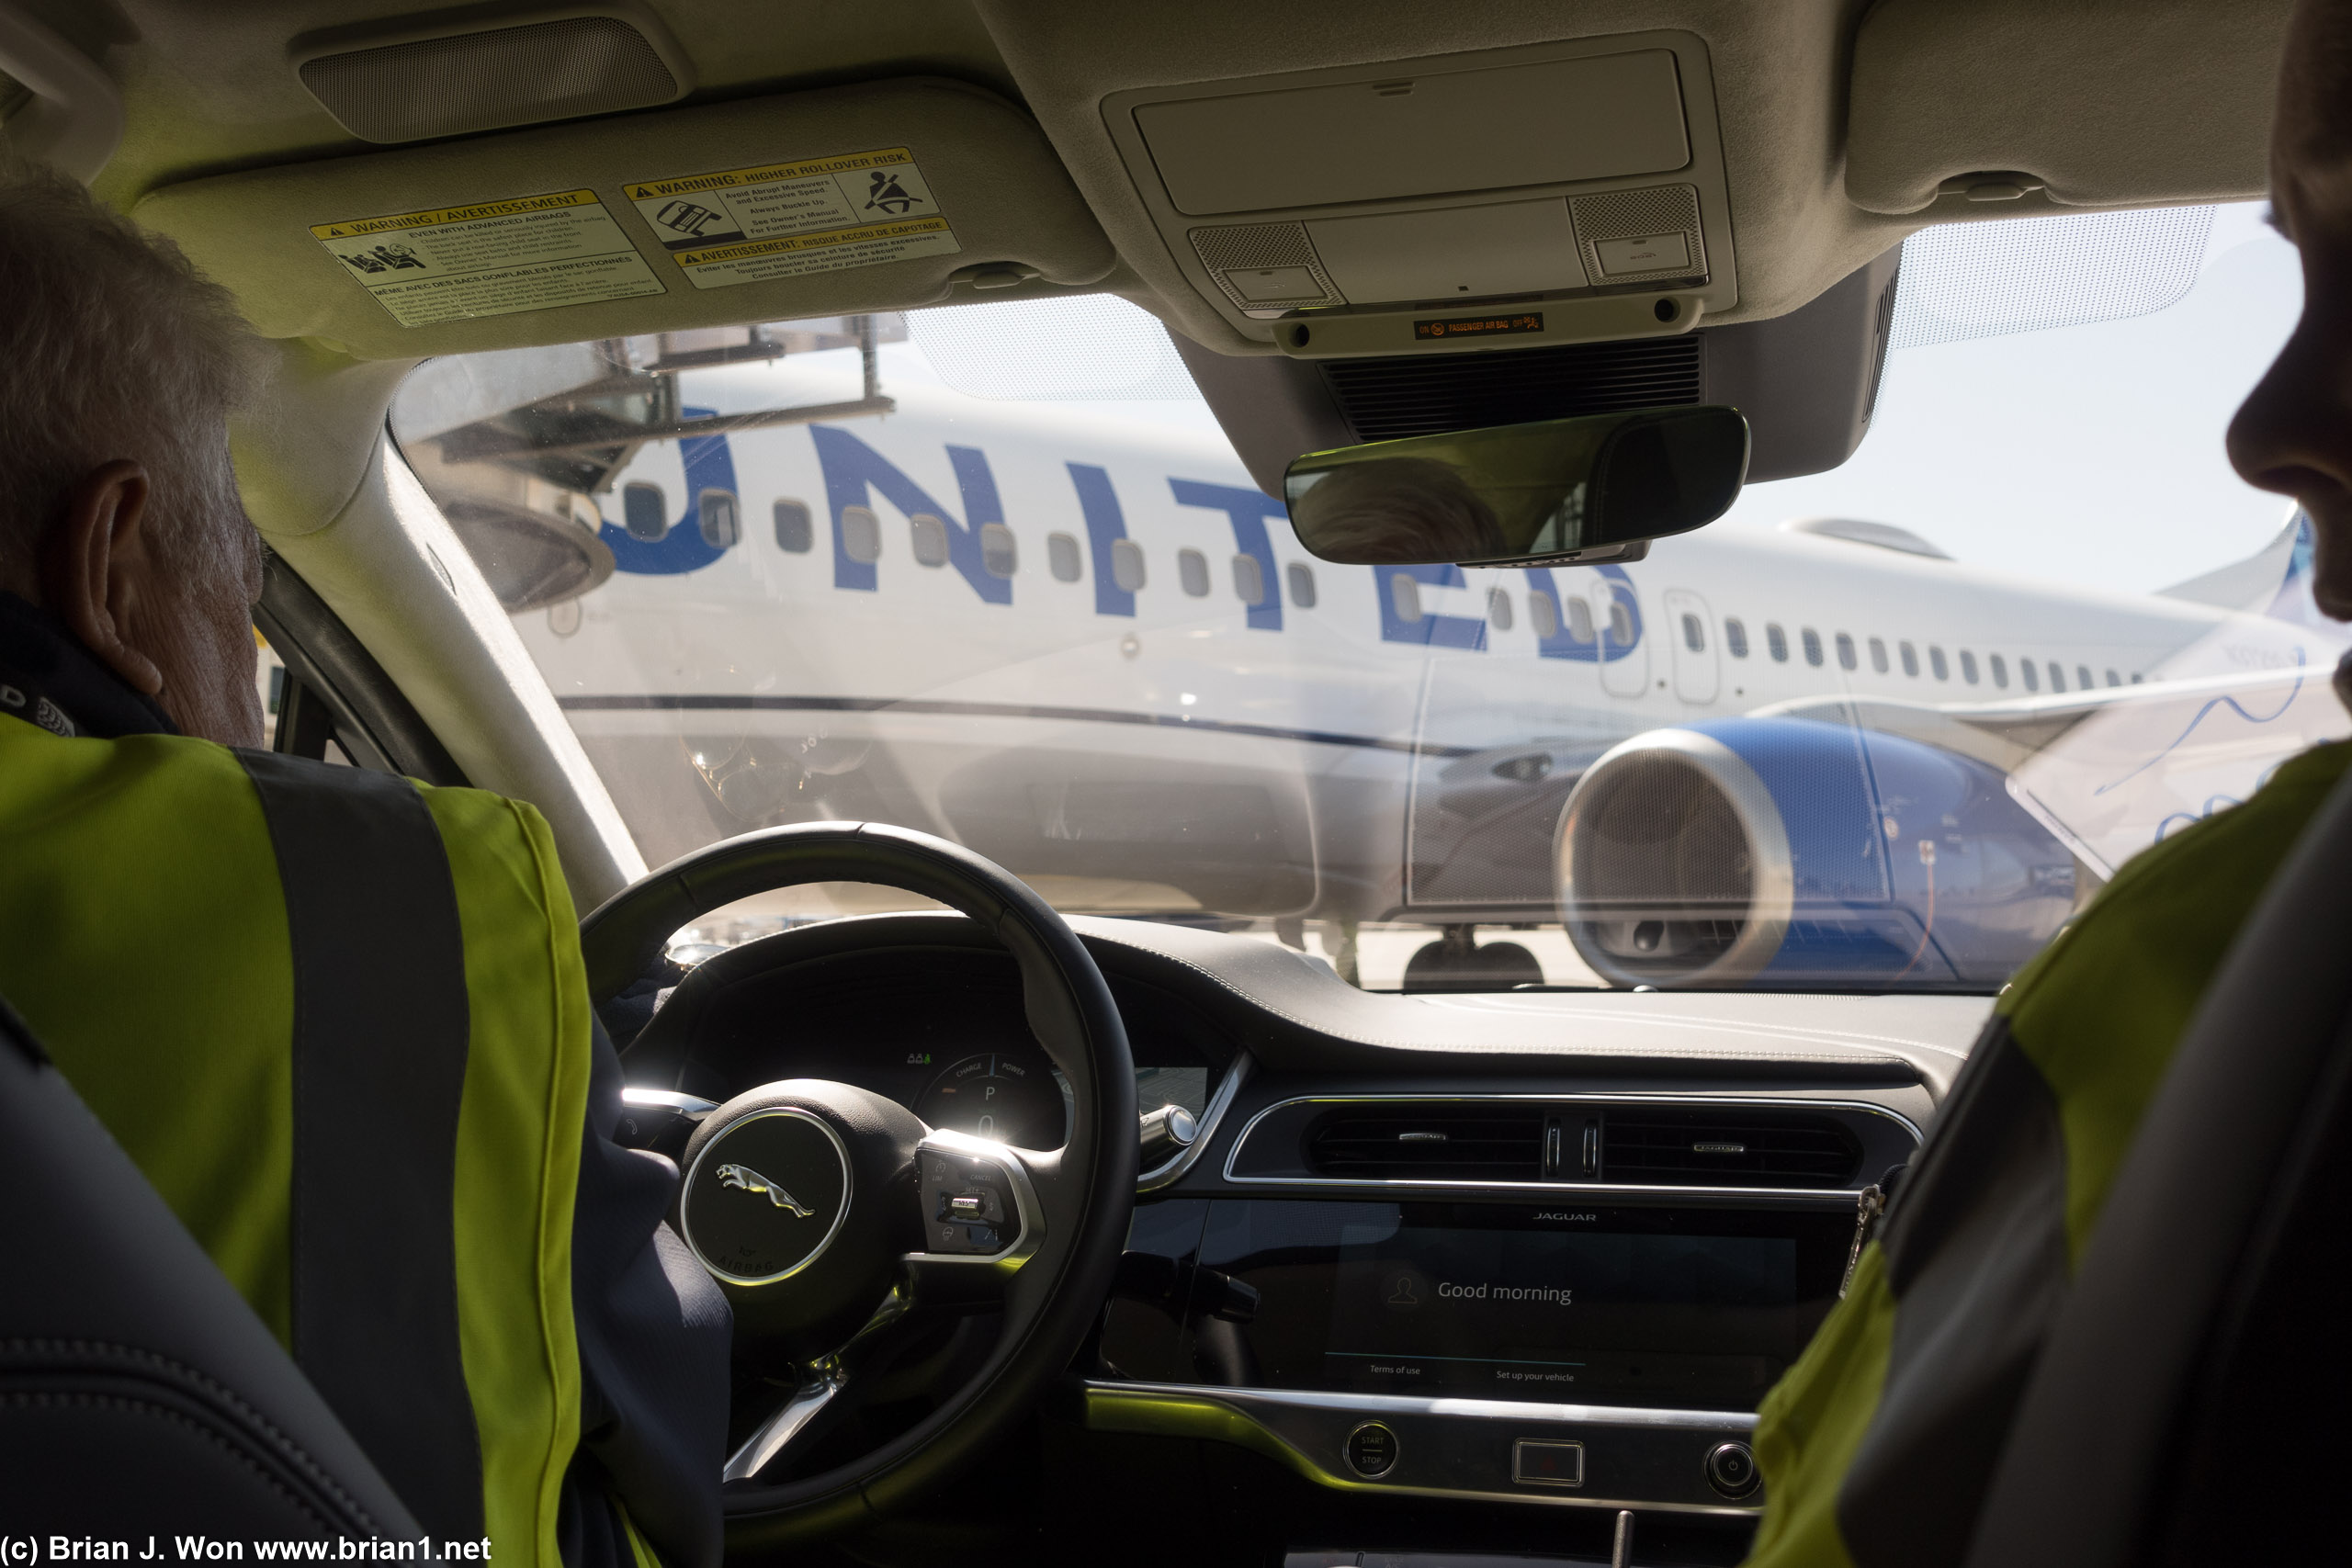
[[2228, 295, 2352, 507]]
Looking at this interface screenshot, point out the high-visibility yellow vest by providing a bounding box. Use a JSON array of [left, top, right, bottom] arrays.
[[1744, 738, 2352, 1567], [0, 713, 598, 1563]]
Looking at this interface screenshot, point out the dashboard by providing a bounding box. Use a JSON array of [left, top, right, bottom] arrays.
[[617, 910, 1983, 1562]]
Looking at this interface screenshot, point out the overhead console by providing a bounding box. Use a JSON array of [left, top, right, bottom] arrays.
[[1102, 33, 1738, 359]]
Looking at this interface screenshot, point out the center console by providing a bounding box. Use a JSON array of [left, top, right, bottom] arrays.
[[1092, 1197, 1849, 1514], [1086, 1093, 1915, 1519]]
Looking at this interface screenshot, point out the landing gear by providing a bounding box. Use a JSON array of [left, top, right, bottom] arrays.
[[1401, 924, 1544, 992]]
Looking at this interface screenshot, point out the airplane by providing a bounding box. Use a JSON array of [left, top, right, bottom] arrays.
[[390, 322, 2350, 993]]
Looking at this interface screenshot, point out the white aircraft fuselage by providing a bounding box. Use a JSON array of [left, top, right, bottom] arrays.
[[521, 372, 2341, 959]]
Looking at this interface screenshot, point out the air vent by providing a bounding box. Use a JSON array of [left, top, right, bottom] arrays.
[[1320, 335, 1703, 441], [1602, 1108, 1861, 1188], [1306, 1106, 1544, 1180]]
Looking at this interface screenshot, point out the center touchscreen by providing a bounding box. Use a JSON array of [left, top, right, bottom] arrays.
[[1114, 1199, 1854, 1412], [1325, 1210, 1804, 1404]]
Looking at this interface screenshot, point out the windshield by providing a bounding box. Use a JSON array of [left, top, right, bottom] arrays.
[[387, 203, 2343, 993]]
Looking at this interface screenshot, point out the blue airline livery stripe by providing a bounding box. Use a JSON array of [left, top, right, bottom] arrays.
[[598, 423, 1645, 656], [551, 693, 1481, 757]]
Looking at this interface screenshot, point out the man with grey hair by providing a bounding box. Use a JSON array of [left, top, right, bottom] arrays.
[[0, 164, 266, 743], [0, 163, 727, 1565]]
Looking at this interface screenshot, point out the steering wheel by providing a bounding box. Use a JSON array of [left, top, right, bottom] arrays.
[[578, 821, 1137, 1549]]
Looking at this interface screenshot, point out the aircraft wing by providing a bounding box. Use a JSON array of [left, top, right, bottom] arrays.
[[1752, 659, 2351, 880]]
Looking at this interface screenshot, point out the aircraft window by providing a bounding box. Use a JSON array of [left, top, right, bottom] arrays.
[[1930, 647, 1950, 681], [2132, 672, 2144, 683], [622, 482, 666, 542], [1681, 613, 1703, 652], [1046, 531, 1082, 582], [2078, 664, 2095, 690], [980, 522, 1018, 579], [1724, 616, 1747, 657], [910, 513, 951, 568], [1962, 650, 1980, 683], [1178, 548, 1210, 597], [1233, 553, 1266, 607], [773, 499, 814, 554], [697, 490, 741, 549], [1566, 596, 1595, 642], [1869, 636, 1889, 674], [1609, 602, 1635, 645], [1286, 562, 1317, 609], [1530, 591, 1559, 638], [2049, 662, 2066, 692], [2107, 669, 2121, 686], [1991, 653, 2009, 688], [841, 504, 881, 565], [1766, 623, 1789, 661], [1490, 589, 1516, 632], [1389, 572, 1423, 624], [1110, 538, 1147, 592], [2022, 659, 2041, 692], [1900, 641, 1920, 677], [1835, 632, 1857, 671], [1802, 627, 1824, 666]]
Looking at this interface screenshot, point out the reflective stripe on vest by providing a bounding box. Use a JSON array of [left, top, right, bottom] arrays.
[[0, 716, 592, 1564], [240, 750, 481, 1538]]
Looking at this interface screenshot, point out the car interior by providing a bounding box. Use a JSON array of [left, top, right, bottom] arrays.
[[4, 1, 2347, 1565]]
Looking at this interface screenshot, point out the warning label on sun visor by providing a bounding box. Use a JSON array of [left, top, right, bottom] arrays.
[[311, 190, 665, 327], [625, 148, 962, 289]]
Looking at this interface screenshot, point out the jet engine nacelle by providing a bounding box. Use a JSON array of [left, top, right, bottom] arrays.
[[1558, 718, 2079, 988]]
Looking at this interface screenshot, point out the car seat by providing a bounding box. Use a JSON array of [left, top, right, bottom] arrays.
[[0, 992, 420, 1536]]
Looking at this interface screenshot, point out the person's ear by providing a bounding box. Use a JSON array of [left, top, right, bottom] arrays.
[[41, 460, 166, 697]]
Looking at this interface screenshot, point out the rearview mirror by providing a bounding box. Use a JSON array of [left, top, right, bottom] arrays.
[[1282, 405, 1750, 567]]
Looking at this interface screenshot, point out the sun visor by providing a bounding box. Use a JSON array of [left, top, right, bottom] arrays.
[[1846, 0, 2291, 216], [1099, 32, 1738, 360], [133, 79, 1116, 359]]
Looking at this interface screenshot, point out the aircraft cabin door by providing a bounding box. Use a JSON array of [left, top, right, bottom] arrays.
[[1663, 588, 1719, 704], [1595, 575, 1650, 698]]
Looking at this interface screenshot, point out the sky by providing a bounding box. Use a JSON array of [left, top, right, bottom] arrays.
[[883, 200, 2308, 602], [1716, 202, 2305, 595]]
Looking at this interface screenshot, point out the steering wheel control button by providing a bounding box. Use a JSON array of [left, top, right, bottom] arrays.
[[919, 1149, 1020, 1255], [937, 1186, 1005, 1224], [1512, 1438, 1586, 1488], [681, 1108, 852, 1285], [1705, 1440, 1760, 1498], [1343, 1421, 1399, 1478]]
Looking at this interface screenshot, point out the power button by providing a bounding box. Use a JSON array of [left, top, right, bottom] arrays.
[[1706, 1440, 1759, 1499], [1344, 1421, 1399, 1478]]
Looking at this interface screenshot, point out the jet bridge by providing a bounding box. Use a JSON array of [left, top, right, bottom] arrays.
[[393, 314, 903, 610]]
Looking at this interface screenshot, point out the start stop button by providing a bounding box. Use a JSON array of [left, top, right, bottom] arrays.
[[1706, 1440, 1760, 1498], [1344, 1421, 1398, 1478]]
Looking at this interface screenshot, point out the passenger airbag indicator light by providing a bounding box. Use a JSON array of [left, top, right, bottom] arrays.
[[1412, 311, 1544, 340]]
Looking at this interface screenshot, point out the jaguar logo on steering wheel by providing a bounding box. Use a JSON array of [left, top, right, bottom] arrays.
[[716, 1163, 816, 1218]]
